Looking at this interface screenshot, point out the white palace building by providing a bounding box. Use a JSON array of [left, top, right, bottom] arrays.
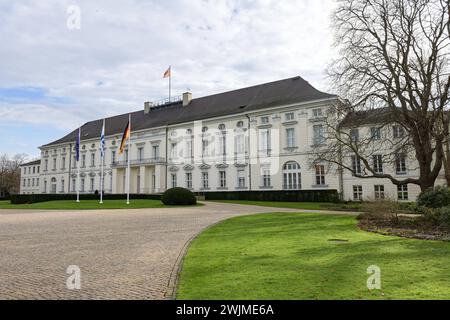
[[19, 76, 444, 201]]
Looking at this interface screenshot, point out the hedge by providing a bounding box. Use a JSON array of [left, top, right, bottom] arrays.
[[196, 189, 339, 203], [10, 193, 161, 204]]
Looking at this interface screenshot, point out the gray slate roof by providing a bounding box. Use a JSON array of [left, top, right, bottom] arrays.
[[20, 159, 41, 167], [339, 108, 396, 128], [42, 76, 336, 147]]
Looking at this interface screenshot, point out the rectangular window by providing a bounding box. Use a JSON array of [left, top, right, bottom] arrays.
[[219, 135, 226, 156], [373, 155, 383, 173], [374, 185, 385, 200], [138, 147, 144, 161], [111, 151, 116, 164], [82, 155, 86, 168], [170, 143, 177, 160], [202, 172, 209, 189], [61, 157, 66, 169], [36, 178, 39, 186], [371, 127, 381, 140], [45, 159, 48, 171], [44, 181, 47, 193], [186, 140, 192, 159], [260, 129, 270, 151], [393, 125, 405, 138], [152, 145, 160, 159], [219, 171, 227, 188], [61, 179, 65, 192], [28, 179, 30, 187], [236, 134, 245, 154], [351, 155, 362, 175], [33, 167, 35, 174], [90, 153, 95, 167], [37, 166, 39, 173], [186, 173, 192, 189], [125, 149, 129, 162], [23, 179, 26, 187], [28, 167, 31, 174], [313, 125, 324, 145], [238, 170, 246, 188], [81, 179, 85, 192], [353, 185, 363, 200], [262, 169, 271, 187], [53, 158, 57, 170], [72, 179, 76, 192], [398, 185, 409, 200], [90, 178, 94, 192], [396, 153, 407, 174], [285, 112, 294, 121], [286, 128, 295, 148], [202, 140, 209, 157], [350, 128, 359, 143], [171, 174, 177, 188], [23, 168, 26, 175], [72, 155, 77, 168], [312, 108, 323, 118], [32, 178, 35, 187], [260, 116, 269, 124], [315, 165, 326, 185]]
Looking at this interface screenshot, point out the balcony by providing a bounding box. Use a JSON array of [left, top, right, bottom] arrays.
[[111, 157, 166, 168]]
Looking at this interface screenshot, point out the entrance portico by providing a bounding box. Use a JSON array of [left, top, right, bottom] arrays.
[[112, 158, 166, 194]]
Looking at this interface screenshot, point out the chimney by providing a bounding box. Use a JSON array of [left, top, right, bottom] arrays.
[[182, 92, 192, 107], [144, 101, 153, 114]]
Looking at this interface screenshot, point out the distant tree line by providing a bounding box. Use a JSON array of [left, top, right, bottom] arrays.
[[0, 154, 27, 197]]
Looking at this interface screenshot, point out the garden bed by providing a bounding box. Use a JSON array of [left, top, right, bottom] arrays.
[[357, 214, 450, 241]]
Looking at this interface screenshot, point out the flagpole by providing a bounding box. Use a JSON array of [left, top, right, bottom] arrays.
[[76, 126, 80, 203], [127, 114, 131, 205], [100, 119, 105, 204]]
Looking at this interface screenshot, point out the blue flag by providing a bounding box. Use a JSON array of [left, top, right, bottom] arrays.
[[75, 127, 81, 161]]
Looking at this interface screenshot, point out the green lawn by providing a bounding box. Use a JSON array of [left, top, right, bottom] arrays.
[[177, 213, 450, 299], [211, 200, 361, 211], [0, 199, 185, 210]]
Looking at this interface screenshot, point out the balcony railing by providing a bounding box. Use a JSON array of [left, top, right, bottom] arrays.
[[111, 157, 166, 168]]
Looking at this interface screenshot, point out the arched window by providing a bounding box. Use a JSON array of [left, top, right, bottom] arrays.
[[283, 162, 301, 190]]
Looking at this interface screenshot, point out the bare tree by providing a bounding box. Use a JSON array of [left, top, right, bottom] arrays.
[[318, 0, 450, 192], [0, 154, 27, 196]]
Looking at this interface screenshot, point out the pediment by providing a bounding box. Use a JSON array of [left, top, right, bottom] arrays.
[[198, 163, 211, 170]]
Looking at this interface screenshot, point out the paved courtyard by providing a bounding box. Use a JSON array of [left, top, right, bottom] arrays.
[[0, 202, 305, 300]]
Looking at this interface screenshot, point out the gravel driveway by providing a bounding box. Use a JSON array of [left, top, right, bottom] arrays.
[[0, 202, 305, 300]]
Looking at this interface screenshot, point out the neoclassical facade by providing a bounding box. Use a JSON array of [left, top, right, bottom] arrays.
[[20, 76, 443, 201], [19, 160, 41, 194]]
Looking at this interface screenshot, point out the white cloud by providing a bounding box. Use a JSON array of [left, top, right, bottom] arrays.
[[0, 0, 337, 154]]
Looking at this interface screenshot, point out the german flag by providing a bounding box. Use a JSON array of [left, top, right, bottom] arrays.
[[119, 120, 130, 154]]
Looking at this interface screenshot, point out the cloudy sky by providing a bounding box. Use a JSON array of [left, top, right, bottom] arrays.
[[0, 0, 337, 159]]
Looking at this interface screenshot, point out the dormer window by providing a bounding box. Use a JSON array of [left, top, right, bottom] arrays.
[[202, 126, 208, 133]]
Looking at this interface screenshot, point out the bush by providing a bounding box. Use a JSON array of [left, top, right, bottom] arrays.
[[10, 193, 161, 204], [162, 187, 197, 205], [417, 186, 450, 208], [422, 206, 450, 227], [356, 200, 400, 223], [198, 190, 339, 202]]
